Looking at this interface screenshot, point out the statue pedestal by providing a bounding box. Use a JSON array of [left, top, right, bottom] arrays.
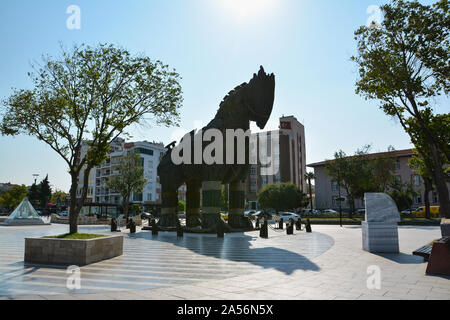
[[362, 221, 399, 253], [440, 219, 450, 237]]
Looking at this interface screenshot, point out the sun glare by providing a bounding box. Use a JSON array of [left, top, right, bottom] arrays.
[[220, 0, 275, 20]]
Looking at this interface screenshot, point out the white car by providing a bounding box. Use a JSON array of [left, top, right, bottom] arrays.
[[244, 210, 257, 217], [322, 209, 338, 214], [274, 212, 301, 222]]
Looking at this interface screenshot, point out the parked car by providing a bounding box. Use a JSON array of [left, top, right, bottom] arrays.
[[274, 212, 301, 222], [356, 209, 366, 215], [413, 206, 440, 218], [400, 209, 414, 215], [141, 212, 154, 220], [244, 210, 257, 217], [322, 209, 338, 215], [58, 210, 68, 216], [220, 211, 228, 221]]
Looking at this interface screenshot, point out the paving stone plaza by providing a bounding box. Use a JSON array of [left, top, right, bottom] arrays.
[[0, 224, 448, 300]]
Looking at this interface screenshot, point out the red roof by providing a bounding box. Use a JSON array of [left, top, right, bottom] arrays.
[[307, 149, 414, 168]]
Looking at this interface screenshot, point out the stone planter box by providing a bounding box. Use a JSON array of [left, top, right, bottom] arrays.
[[24, 235, 123, 266]]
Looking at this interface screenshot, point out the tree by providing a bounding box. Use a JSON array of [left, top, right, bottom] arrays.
[[0, 185, 28, 211], [304, 172, 316, 210], [178, 200, 186, 213], [106, 150, 147, 225], [352, 0, 450, 218], [326, 146, 396, 218], [50, 189, 68, 207], [1, 43, 182, 233], [389, 178, 419, 212], [39, 175, 52, 210], [257, 182, 302, 212], [27, 183, 40, 207]]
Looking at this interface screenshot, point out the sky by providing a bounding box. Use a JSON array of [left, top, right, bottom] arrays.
[[0, 0, 445, 192]]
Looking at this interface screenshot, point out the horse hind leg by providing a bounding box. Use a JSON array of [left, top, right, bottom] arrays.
[[159, 185, 179, 228]]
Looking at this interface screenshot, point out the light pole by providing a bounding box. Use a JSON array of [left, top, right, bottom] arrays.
[[32, 174, 39, 184], [337, 168, 342, 227]]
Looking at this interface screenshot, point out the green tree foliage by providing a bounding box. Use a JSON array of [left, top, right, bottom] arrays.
[[389, 179, 419, 212], [304, 172, 316, 210], [39, 175, 52, 209], [352, 0, 450, 218], [0, 185, 28, 211], [257, 182, 303, 212], [178, 200, 186, 213], [1, 43, 183, 233], [326, 146, 396, 218], [106, 150, 147, 224], [27, 183, 40, 207], [50, 189, 68, 206]]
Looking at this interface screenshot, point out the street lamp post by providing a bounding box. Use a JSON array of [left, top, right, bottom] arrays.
[[338, 168, 342, 227]]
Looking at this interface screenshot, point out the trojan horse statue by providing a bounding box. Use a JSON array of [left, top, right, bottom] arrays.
[[157, 66, 275, 230]]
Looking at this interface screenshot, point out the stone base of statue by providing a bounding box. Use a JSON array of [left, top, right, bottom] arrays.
[[362, 222, 399, 253], [158, 212, 179, 228], [228, 214, 253, 230], [362, 193, 400, 253], [186, 214, 202, 228]]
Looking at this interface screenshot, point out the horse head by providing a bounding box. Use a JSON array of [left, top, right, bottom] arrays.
[[244, 66, 275, 129]]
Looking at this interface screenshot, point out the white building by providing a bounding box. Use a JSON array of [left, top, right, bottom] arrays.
[[76, 138, 166, 207]]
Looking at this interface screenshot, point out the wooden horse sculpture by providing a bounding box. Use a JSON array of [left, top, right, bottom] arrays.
[[157, 66, 275, 230]]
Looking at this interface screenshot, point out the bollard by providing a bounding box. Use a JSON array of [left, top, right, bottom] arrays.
[[260, 220, 268, 238], [305, 218, 312, 233], [176, 219, 183, 237], [279, 218, 284, 230], [151, 219, 159, 235], [129, 220, 136, 234], [287, 219, 294, 235], [111, 218, 118, 232], [295, 219, 302, 231], [217, 220, 224, 238]]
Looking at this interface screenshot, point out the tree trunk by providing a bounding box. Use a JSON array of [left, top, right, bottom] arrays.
[[428, 144, 450, 219], [69, 173, 79, 234], [423, 177, 431, 220], [123, 198, 129, 228]]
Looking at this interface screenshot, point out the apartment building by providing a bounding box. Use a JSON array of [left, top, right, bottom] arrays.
[[246, 116, 307, 209], [307, 148, 447, 210], [76, 138, 166, 208]]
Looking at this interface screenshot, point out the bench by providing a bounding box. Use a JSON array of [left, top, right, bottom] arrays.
[[412, 245, 433, 262]]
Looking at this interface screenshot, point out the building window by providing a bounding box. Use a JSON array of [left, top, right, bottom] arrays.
[[395, 159, 400, 170], [433, 193, 439, 203], [147, 193, 152, 201], [250, 178, 257, 186], [133, 193, 143, 202], [331, 181, 338, 191], [395, 175, 401, 183], [414, 195, 422, 204], [250, 167, 257, 175], [136, 148, 154, 156], [412, 175, 420, 186], [332, 196, 338, 207]]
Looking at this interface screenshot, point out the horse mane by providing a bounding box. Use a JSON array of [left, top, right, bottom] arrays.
[[219, 82, 248, 108]]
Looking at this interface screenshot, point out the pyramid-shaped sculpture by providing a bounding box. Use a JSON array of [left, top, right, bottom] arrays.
[[1, 197, 49, 226]]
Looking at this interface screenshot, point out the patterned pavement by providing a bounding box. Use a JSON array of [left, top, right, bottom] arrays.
[[0, 224, 333, 297]]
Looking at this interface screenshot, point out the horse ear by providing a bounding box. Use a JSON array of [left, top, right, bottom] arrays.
[[259, 66, 265, 75]]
